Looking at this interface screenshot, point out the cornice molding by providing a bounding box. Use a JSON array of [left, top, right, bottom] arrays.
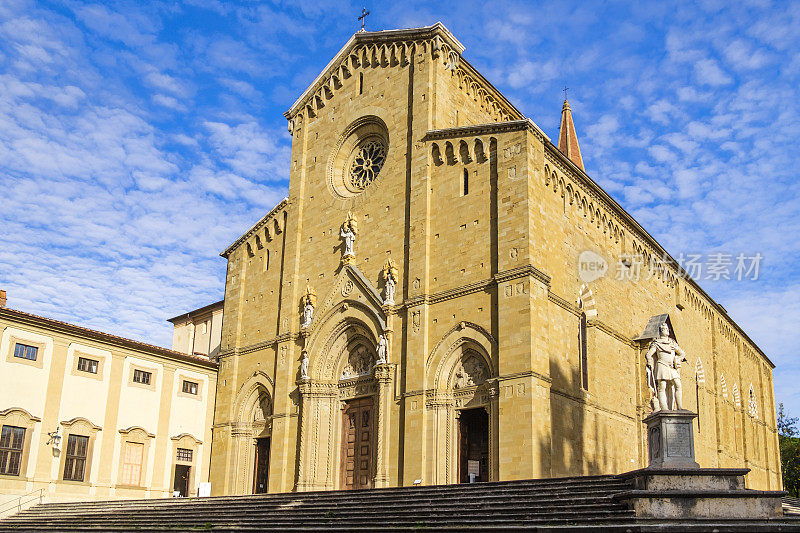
[[220, 197, 289, 258]]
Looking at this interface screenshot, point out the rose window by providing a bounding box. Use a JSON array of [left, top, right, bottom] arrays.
[[348, 140, 386, 190]]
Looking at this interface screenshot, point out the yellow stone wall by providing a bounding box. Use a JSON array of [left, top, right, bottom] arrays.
[[209, 25, 781, 496]]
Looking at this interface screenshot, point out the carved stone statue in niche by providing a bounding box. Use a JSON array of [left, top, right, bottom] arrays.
[[376, 334, 387, 364], [645, 322, 687, 410], [300, 351, 309, 380], [253, 394, 270, 422], [340, 344, 374, 380], [301, 285, 317, 328], [382, 258, 398, 306], [340, 211, 358, 259], [453, 352, 488, 389]]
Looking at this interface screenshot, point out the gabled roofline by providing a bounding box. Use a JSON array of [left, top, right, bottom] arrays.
[[167, 300, 224, 324], [0, 307, 218, 370], [221, 197, 289, 258], [541, 137, 775, 370], [284, 22, 465, 120], [422, 121, 774, 369]]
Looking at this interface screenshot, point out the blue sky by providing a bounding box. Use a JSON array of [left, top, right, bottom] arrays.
[[0, 0, 798, 416]]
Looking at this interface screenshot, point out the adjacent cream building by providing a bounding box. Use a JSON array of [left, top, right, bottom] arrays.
[[208, 23, 781, 496], [0, 293, 218, 505], [168, 300, 224, 358]]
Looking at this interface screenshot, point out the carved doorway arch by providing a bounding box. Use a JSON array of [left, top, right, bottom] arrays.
[[428, 341, 499, 485], [232, 376, 273, 495], [297, 320, 393, 491]]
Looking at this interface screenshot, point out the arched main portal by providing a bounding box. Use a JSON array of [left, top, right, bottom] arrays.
[[297, 316, 393, 492]]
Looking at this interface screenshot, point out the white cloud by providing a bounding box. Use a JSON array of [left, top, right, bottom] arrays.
[[694, 58, 734, 86]]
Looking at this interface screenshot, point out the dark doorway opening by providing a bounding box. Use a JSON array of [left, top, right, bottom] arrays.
[[341, 396, 374, 490], [254, 437, 270, 494], [458, 408, 489, 483], [173, 464, 190, 497]]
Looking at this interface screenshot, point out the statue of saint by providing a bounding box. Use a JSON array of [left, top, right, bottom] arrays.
[[376, 334, 387, 364], [300, 285, 316, 328], [340, 212, 358, 258], [645, 322, 687, 411], [300, 351, 309, 380], [382, 259, 398, 305]]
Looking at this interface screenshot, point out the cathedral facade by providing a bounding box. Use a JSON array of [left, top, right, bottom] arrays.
[[208, 23, 781, 495]]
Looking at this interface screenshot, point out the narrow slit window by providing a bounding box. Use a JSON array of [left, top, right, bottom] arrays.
[[359, 72, 363, 95], [579, 312, 588, 390], [463, 168, 469, 196]]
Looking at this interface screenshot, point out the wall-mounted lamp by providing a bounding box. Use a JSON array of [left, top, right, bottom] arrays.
[[46, 427, 61, 452]]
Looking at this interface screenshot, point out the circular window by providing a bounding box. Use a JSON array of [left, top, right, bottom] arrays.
[[348, 139, 386, 190], [327, 116, 389, 199]]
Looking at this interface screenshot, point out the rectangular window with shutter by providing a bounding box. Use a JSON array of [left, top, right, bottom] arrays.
[[0, 425, 25, 476], [121, 442, 143, 486], [13, 343, 38, 361], [133, 369, 152, 385], [63, 434, 89, 481], [77, 357, 99, 374], [182, 380, 198, 395]]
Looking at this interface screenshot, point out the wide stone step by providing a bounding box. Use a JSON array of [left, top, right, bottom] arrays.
[[19, 481, 633, 511], [17, 487, 630, 513], [5, 504, 635, 519]]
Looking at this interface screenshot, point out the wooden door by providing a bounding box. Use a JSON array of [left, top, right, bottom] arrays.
[[341, 397, 374, 490], [458, 408, 489, 483], [253, 437, 270, 494]]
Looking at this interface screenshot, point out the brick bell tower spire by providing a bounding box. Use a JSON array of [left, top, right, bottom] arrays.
[[557, 97, 585, 171]]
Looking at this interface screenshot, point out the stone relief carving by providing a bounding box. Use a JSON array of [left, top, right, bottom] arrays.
[[301, 285, 317, 328], [376, 334, 387, 364], [453, 352, 488, 389], [645, 322, 688, 411], [300, 351, 309, 380], [340, 211, 358, 259], [382, 259, 398, 305], [340, 344, 375, 380]]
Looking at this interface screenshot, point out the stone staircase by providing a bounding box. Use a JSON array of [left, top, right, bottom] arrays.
[[1, 475, 799, 531]]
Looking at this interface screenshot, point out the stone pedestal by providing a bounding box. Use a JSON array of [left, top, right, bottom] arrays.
[[644, 409, 699, 469], [614, 409, 787, 519]]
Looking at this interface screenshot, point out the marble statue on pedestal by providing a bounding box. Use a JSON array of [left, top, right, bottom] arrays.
[[340, 212, 358, 259], [376, 334, 387, 364], [300, 351, 309, 380], [301, 285, 317, 328], [645, 322, 687, 410], [382, 259, 398, 306]]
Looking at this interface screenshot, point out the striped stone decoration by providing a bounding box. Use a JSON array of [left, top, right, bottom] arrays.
[[720, 373, 728, 398], [578, 284, 598, 317], [695, 358, 705, 383], [733, 383, 741, 407], [748, 385, 759, 419]]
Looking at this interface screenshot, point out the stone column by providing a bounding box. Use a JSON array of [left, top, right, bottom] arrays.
[[295, 379, 312, 491], [485, 382, 500, 481], [374, 363, 394, 488]]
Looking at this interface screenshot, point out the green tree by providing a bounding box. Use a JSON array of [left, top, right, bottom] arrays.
[[777, 403, 799, 497]]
